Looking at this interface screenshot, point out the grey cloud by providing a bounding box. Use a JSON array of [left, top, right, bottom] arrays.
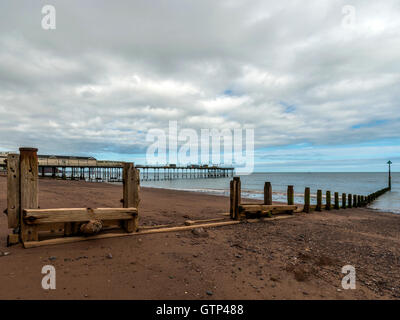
[[0, 0, 399, 164]]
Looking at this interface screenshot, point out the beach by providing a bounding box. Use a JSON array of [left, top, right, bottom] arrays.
[[0, 176, 399, 300]]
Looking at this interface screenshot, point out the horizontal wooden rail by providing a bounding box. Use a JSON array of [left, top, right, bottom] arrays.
[[23, 207, 138, 225], [239, 204, 298, 213], [23, 220, 241, 248]]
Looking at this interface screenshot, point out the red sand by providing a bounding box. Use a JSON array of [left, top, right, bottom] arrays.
[[0, 177, 399, 299]]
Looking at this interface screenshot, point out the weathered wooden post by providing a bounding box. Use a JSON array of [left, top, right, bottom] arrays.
[[19, 147, 39, 242], [353, 194, 358, 208], [264, 182, 272, 205], [287, 186, 294, 205], [123, 163, 140, 232], [334, 192, 340, 210], [326, 191, 331, 210], [304, 187, 310, 213], [388, 160, 392, 190], [342, 193, 346, 209], [230, 180, 234, 218], [6, 154, 20, 245], [234, 177, 241, 220], [357, 195, 361, 207], [348, 194, 352, 208], [316, 190, 322, 211]]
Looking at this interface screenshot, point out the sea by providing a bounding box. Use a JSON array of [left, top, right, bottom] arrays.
[[140, 172, 400, 215]]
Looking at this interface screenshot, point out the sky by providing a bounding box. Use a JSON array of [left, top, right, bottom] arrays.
[[0, 0, 399, 172]]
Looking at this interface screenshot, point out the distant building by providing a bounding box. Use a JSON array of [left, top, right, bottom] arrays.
[[0, 153, 98, 167]]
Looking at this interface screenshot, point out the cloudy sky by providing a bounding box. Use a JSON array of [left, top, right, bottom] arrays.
[[0, 0, 399, 171]]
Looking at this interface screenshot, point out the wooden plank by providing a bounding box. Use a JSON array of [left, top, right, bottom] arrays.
[[19, 147, 39, 242], [123, 163, 140, 232], [6, 154, 20, 229], [23, 220, 242, 248], [247, 215, 297, 223], [185, 217, 226, 225], [239, 204, 298, 213], [7, 234, 19, 246], [264, 182, 272, 205], [64, 222, 74, 236], [24, 208, 138, 224]]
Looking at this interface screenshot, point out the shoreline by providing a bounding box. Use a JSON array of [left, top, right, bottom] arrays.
[[1, 176, 399, 300], [139, 183, 400, 216]]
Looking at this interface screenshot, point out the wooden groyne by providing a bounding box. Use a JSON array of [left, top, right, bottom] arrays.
[[4, 148, 140, 247], [230, 177, 392, 219]]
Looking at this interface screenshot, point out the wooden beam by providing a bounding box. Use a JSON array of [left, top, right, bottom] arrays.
[[264, 182, 272, 205], [326, 191, 331, 210], [7, 234, 19, 247], [239, 204, 298, 213], [185, 217, 226, 225], [19, 147, 39, 242], [304, 187, 310, 213], [342, 193, 347, 209], [287, 186, 294, 205], [233, 177, 241, 220], [316, 190, 322, 211], [23, 220, 242, 248], [123, 163, 140, 232], [348, 194, 352, 208], [6, 154, 20, 229], [229, 180, 234, 217], [24, 208, 138, 224], [334, 192, 340, 210]]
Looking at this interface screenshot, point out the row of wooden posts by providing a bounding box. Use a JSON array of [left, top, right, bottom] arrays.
[[230, 177, 391, 220], [288, 185, 391, 213]]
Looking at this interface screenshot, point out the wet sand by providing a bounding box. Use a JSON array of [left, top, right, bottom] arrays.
[[0, 176, 399, 300]]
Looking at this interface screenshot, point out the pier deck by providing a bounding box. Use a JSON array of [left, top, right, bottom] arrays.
[[0, 155, 234, 181]]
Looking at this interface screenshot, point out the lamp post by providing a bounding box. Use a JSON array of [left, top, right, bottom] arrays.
[[387, 160, 392, 190]]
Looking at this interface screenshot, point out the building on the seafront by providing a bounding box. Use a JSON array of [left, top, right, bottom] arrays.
[[0, 153, 99, 167]]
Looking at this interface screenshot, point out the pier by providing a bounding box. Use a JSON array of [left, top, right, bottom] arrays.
[[0, 153, 234, 182]]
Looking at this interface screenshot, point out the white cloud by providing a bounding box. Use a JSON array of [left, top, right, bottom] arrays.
[[0, 0, 399, 168]]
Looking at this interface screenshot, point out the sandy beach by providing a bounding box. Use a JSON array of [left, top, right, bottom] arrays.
[[0, 176, 399, 300]]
